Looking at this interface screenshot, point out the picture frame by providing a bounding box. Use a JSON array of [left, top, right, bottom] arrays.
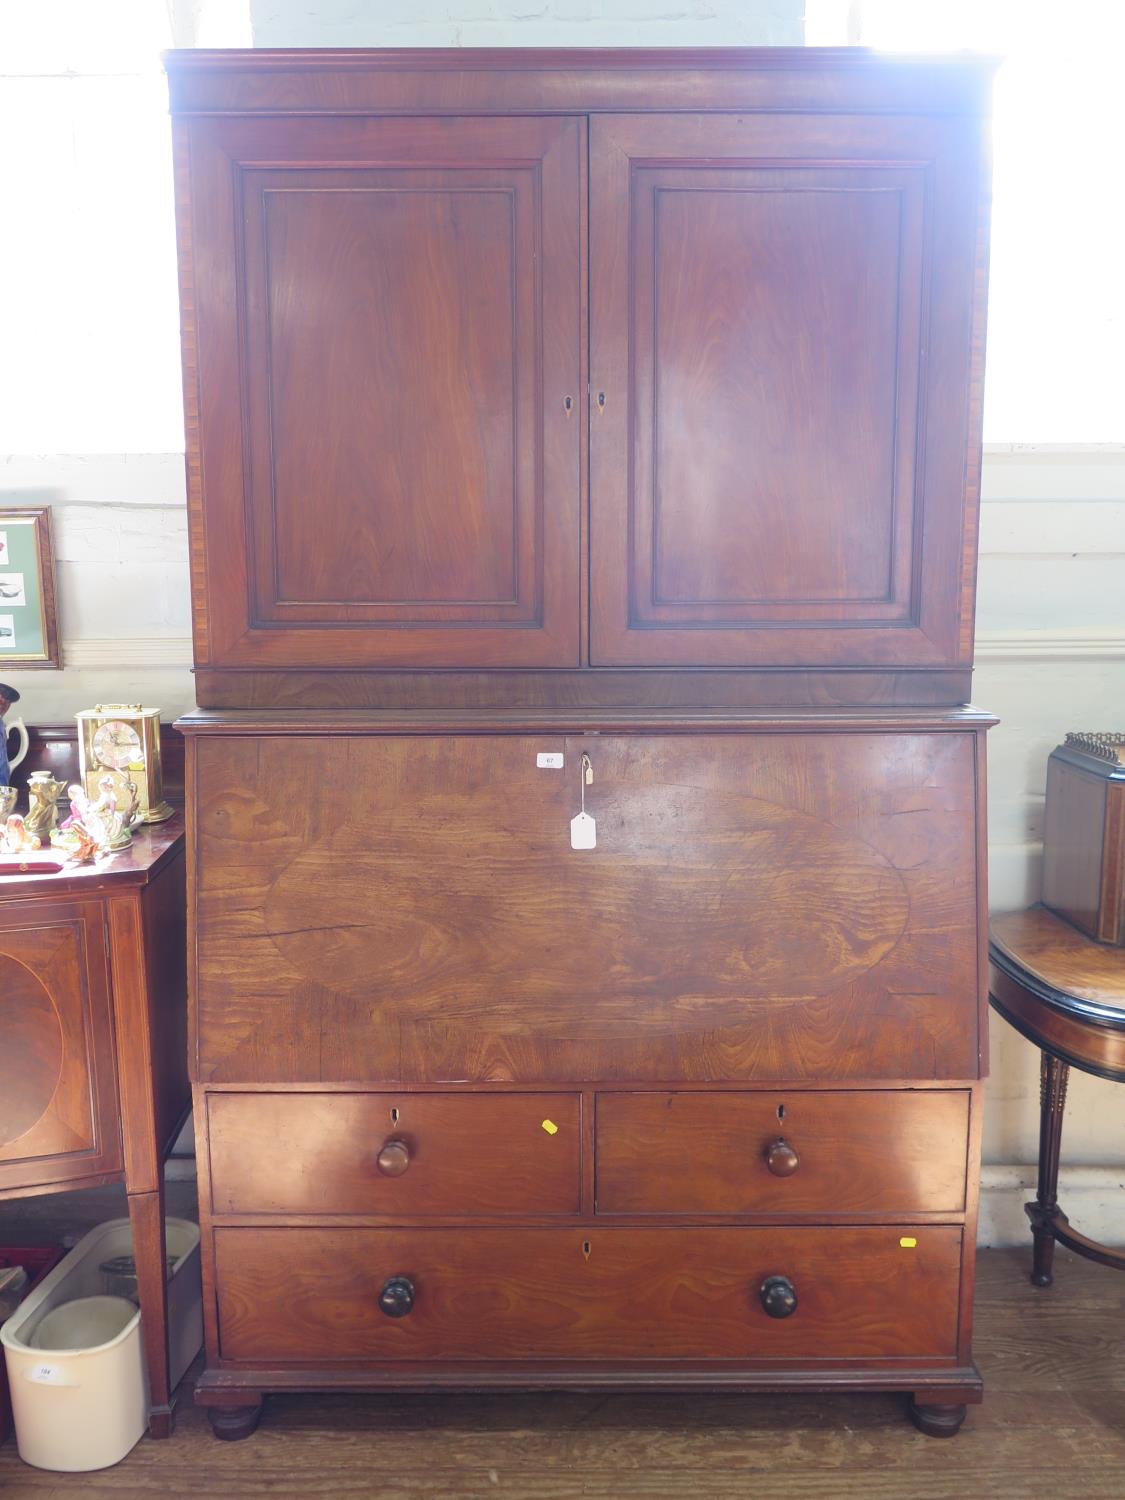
[[0, 506, 60, 668]]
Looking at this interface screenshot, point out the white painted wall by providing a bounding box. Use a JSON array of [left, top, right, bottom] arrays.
[[247, 0, 804, 47], [2, 0, 1123, 1244], [975, 448, 1125, 1241]]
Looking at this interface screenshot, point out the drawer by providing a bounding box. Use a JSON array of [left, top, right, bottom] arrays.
[[214, 1225, 962, 1363], [596, 1090, 970, 1217], [207, 1092, 581, 1216]]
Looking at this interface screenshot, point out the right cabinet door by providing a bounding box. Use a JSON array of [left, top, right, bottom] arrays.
[[589, 113, 986, 668]]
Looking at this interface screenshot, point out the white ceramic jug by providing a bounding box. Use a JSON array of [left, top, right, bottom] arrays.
[[6, 715, 29, 773]]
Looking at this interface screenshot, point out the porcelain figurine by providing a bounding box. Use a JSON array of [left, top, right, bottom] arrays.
[[1, 814, 40, 853], [24, 771, 66, 841], [60, 776, 135, 854]]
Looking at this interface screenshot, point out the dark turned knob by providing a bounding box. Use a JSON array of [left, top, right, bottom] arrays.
[[378, 1276, 415, 1318], [759, 1275, 798, 1319], [765, 1138, 799, 1177], [376, 1138, 411, 1177]]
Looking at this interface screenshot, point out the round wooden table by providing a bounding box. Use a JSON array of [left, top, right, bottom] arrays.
[[989, 906, 1125, 1286]]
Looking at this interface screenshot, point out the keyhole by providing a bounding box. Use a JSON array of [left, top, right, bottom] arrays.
[[564, 395, 573, 414], [777, 1104, 785, 1122], [390, 1107, 400, 1125], [582, 1240, 592, 1261], [596, 391, 606, 411]]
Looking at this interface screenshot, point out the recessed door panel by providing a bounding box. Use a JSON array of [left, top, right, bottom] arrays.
[[589, 113, 986, 667], [180, 114, 583, 668]]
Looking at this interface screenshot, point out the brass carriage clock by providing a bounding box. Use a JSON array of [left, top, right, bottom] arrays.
[[76, 705, 174, 824]]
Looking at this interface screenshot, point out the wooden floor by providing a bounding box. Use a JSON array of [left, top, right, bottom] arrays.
[[3, 1245, 1125, 1498]]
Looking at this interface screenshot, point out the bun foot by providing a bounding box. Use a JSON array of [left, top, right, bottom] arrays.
[[909, 1400, 967, 1438], [206, 1400, 264, 1441]]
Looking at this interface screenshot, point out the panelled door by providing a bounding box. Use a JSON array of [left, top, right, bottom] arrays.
[[588, 113, 985, 668], [0, 899, 121, 1194], [180, 115, 583, 670]]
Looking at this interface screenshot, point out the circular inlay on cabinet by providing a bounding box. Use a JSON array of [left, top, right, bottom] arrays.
[[0, 956, 64, 1146]]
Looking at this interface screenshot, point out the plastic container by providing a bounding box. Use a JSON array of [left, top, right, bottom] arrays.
[[0, 1219, 201, 1471], [32, 1296, 138, 1351], [0, 1245, 64, 1446]]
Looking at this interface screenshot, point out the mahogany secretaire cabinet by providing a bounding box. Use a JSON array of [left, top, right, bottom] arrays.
[[168, 48, 995, 1440]]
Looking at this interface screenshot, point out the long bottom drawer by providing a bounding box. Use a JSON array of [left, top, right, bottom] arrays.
[[215, 1226, 962, 1363]]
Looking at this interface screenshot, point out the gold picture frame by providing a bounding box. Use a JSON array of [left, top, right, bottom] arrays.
[[0, 506, 60, 668]]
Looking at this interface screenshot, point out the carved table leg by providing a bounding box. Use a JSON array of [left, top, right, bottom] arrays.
[[206, 1398, 264, 1441], [909, 1399, 968, 1438], [1026, 1051, 1069, 1287]]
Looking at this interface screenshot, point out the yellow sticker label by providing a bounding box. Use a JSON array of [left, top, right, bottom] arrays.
[[899, 1236, 918, 1249], [541, 1119, 559, 1135]]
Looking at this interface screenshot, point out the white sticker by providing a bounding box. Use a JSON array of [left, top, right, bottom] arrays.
[[536, 753, 564, 769], [570, 811, 596, 850], [25, 1363, 79, 1387]]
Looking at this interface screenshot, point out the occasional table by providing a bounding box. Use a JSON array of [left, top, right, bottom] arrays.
[[989, 905, 1125, 1286], [0, 817, 188, 1437]]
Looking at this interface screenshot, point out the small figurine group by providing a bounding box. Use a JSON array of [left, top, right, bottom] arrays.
[[54, 775, 140, 863], [0, 773, 139, 864]]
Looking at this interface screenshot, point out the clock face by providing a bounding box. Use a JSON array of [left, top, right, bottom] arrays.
[[92, 719, 142, 772]]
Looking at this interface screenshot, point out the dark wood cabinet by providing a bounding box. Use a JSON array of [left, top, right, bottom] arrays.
[[171, 49, 991, 703], [169, 47, 994, 1441], [0, 824, 190, 1436], [0, 900, 120, 1192]]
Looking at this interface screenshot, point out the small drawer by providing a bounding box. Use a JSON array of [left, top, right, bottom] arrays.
[[596, 1090, 969, 1216], [207, 1092, 581, 1216], [214, 1225, 962, 1363]]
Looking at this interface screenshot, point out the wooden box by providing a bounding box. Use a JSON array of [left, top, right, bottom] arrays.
[[1044, 735, 1125, 946]]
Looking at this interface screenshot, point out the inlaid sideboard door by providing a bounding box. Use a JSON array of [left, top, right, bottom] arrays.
[[588, 112, 987, 669], [177, 114, 583, 670], [0, 899, 121, 1192]]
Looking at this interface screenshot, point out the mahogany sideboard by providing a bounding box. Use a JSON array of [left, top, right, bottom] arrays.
[[0, 818, 188, 1438], [167, 47, 996, 1439]]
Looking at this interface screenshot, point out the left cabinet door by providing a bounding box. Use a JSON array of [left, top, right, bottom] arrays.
[[0, 900, 122, 1193], [176, 115, 583, 672]]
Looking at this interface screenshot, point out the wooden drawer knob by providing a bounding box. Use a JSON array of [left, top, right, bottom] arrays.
[[376, 1138, 411, 1177], [378, 1276, 415, 1318], [759, 1274, 798, 1319], [765, 1138, 799, 1176]]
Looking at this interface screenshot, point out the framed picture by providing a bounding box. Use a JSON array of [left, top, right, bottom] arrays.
[[0, 507, 60, 668]]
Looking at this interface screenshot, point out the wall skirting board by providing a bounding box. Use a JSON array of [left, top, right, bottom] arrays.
[[976, 629, 1125, 661], [979, 1164, 1125, 1250]]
